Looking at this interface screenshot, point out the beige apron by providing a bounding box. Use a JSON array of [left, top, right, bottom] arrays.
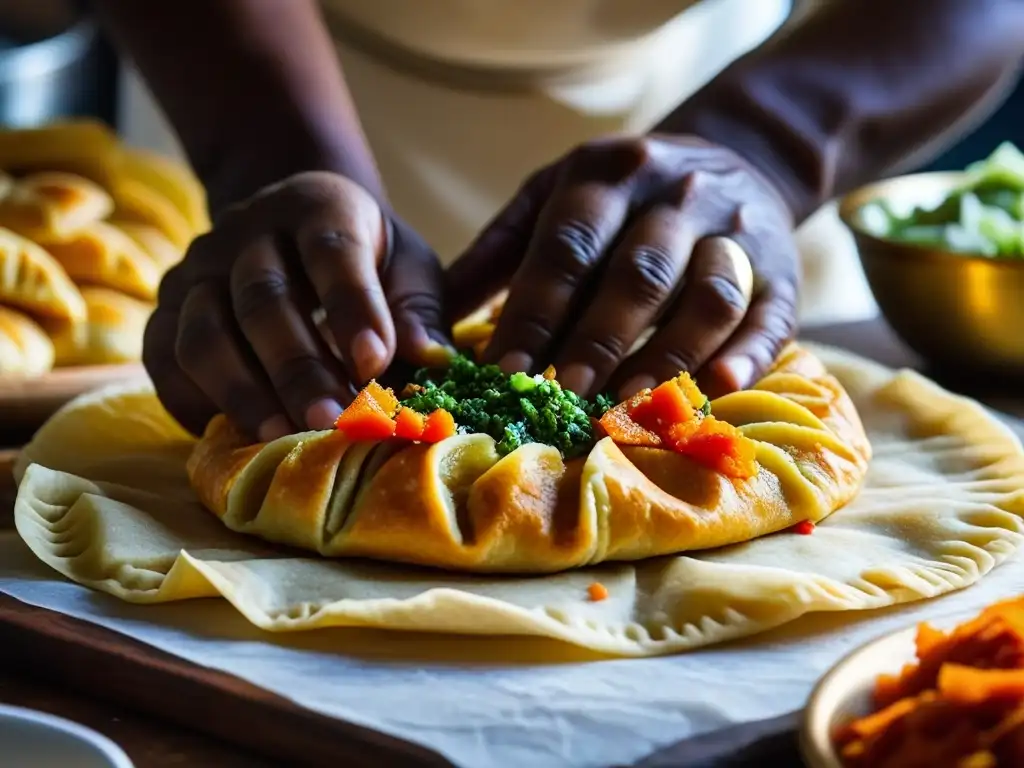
[[118, 0, 877, 326]]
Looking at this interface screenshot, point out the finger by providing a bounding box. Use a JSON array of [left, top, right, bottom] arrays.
[[552, 204, 693, 397], [483, 182, 631, 373], [231, 237, 352, 432], [444, 165, 557, 323], [383, 216, 453, 367], [612, 237, 753, 400], [293, 198, 395, 386], [174, 280, 285, 442], [700, 275, 799, 397], [142, 306, 218, 436]]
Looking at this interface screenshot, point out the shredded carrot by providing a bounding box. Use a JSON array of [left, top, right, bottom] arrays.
[[834, 596, 1024, 767], [587, 583, 609, 602]]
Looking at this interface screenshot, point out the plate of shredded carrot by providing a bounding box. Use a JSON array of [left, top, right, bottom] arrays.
[[802, 598, 1024, 767]]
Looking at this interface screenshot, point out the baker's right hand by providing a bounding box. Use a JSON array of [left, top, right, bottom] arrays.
[[144, 172, 449, 443]]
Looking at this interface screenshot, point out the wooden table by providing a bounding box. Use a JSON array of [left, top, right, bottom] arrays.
[[0, 318, 1005, 768]]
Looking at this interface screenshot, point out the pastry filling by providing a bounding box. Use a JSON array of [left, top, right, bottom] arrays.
[[333, 355, 758, 478]]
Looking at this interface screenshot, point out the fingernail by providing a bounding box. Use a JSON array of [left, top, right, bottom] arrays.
[[559, 364, 595, 396], [618, 375, 657, 400], [717, 356, 755, 391], [351, 328, 388, 383], [257, 414, 292, 443], [498, 351, 532, 375], [305, 399, 344, 431]]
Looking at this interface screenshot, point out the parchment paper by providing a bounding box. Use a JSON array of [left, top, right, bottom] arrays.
[[3, 435, 1024, 768]]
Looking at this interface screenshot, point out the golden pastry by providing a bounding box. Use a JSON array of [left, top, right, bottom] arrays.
[[0, 227, 85, 323], [43, 287, 152, 367], [0, 120, 120, 187], [113, 220, 183, 271], [0, 305, 54, 376], [39, 221, 162, 301], [116, 147, 209, 235], [187, 342, 871, 573], [111, 178, 195, 250], [0, 171, 114, 240]]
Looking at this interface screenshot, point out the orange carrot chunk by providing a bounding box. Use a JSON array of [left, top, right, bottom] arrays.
[[364, 380, 399, 417], [588, 582, 609, 602], [393, 407, 426, 441], [335, 387, 397, 441], [598, 395, 662, 447], [665, 417, 758, 480], [421, 409, 457, 443]]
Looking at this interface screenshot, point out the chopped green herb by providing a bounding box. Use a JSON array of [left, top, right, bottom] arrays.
[[400, 355, 614, 457]]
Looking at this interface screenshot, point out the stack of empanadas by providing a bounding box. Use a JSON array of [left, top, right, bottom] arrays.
[[0, 121, 208, 376]]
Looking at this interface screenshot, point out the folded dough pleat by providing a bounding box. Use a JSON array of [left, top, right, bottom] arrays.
[[0, 305, 55, 376], [38, 221, 161, 301], [187, 345, 873, 573], [0, 172, 114, 241], [0, 227, 85, 323], [42, 287, 153, 367]]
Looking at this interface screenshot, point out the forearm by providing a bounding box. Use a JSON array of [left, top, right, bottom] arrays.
[[94, 0, 382, 214], [660, 0, 1024, 223]]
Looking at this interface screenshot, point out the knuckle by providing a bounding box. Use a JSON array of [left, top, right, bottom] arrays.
[[174, 285, 224, 373], [579, 333, 626, 370], [550, 220, 603, 278], [321, 280, 385, 319], [667, 170, 711, 208], [568, 138, 651, 184], [269, 353, 332, 407], [391, 289, 443, 325], [621, 245, 678, 307], [694, 273, 748, 325], [507, 315, 555, 351], [652, 347, 701, 376], [231, 265, 290, 323]]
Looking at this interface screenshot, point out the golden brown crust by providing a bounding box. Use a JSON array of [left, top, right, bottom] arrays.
[[187, 344, 871, 573], [0, 172, 113, 240], [41, 287, 153, 367], [0, 227, 86, 323]]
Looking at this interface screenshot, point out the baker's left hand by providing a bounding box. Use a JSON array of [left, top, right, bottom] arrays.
[[444, 135, 800, 400]]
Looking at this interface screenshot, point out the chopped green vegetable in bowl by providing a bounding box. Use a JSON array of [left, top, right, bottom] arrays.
[[858, 142, 1024, 258], [400, 354, 615, 458]]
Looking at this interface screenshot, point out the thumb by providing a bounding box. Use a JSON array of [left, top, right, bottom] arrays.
[[444, 165, 557, 323], [383, 216, 453, 369]]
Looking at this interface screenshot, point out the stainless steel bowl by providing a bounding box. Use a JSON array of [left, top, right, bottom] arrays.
[[0, 8, 101, 128]]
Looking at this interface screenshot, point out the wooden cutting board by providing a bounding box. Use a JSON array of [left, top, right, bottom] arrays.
[[0, 363, 148, 435]]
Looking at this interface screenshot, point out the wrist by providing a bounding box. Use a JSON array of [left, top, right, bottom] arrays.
[[658, 79, 823, 224], [196, 125, 385, 217]]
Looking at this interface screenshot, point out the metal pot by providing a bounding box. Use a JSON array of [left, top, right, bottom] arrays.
[[0, 9, 111, 128]]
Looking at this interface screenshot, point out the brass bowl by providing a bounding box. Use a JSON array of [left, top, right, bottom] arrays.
[[838, 171, 1024, 376]]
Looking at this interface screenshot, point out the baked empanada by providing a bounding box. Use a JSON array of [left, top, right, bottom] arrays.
[[43, 287, 152, 367], [116, 147, 209, 235], [38, 221, 162, 301], [0, 227, 85, 323], [112, 221, 183, 271], [111, 179, 194, 250], [187, 342, 871, 573], [0, 120, 120, 187], [0, 305, 55, 376], [0, 172, 114, 240]]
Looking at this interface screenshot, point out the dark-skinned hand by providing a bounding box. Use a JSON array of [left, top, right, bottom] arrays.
[[144, 171, 449, 442], [445, 135, 801, 400]]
